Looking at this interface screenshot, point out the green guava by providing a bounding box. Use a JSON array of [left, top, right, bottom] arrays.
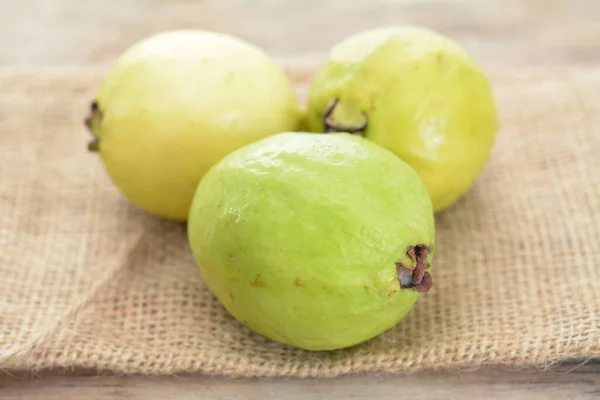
[[187, 132, 435, 351], [305, 26, 499, 212], [85, 30, 301, 221]]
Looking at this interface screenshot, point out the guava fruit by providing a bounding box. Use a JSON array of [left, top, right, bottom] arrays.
[[84, 30, 301, 221], [305, 26, 498, 212], [187, 132, 435, 351]]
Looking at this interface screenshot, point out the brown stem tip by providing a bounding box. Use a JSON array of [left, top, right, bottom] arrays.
[[322, 98, 368, 136], [84, 100, 102, 152], [84, 100, 99, 131], [87, 139, 99, 152], [396, 244, 433, 293]]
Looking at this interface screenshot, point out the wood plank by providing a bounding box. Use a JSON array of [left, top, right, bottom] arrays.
[[2, 362, 600, 399]]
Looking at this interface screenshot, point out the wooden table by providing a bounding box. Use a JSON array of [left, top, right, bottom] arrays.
[[2, 362, 599, 399], [1, 0, 599, 398]]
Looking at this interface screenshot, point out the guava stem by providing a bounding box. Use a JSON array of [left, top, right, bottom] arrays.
[[414, 271, 432, 293], [84, 100, 102, 152], [396, 244, 433, 293], [88, 138, 100, 152], [412, 245, 430, 285], [322, 98, 368, 136]]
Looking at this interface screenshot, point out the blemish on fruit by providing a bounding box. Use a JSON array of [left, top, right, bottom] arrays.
[[224, 72, 235, 84], [250, 274, 266, 287], [293, 277, 305, 287], [229, 290, 234, 302], [437, 53, 446, 64], [388, 290, 397, 297], [396, 244, 432, 293], [363, 284, 370, 294], [228, 254, 234, 262]]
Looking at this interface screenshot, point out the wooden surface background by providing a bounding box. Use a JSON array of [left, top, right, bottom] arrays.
[[3, 363, 600, 399], [2, 0, 600, 69], [1, 0, 599, 398]]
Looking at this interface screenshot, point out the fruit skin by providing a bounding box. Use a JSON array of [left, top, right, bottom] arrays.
[[187, 132, 435, 351], [305, 26, 498, 212], [86, 30, 301, 221]]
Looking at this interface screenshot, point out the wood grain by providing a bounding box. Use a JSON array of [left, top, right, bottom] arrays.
[[2, 363, 600, 399]]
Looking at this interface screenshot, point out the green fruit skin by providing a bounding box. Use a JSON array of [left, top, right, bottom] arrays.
[[92, 30, 302, 221], [305, 26, 499, 212], [188, 132, 435, 351]]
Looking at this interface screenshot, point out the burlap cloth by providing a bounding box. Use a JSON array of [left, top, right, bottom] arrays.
[[0, 63, 599, 377]]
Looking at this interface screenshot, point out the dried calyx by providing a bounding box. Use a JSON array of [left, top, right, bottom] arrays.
[[322, 98, 368, 136], [396, 244, 433, 293], [84, 100, 102, 152]]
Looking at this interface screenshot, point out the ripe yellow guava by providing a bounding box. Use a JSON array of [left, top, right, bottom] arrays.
[[306, 26, 498, 212], [85, 30, 302, 221], [188, 132, 435, 351]]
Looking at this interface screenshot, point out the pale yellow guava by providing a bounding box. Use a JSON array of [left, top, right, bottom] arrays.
[[86, 30, 301, 221], [306, 26, 498, 212]]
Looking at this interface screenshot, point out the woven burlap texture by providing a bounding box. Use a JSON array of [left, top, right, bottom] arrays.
[[0, 65, 599, 377]]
